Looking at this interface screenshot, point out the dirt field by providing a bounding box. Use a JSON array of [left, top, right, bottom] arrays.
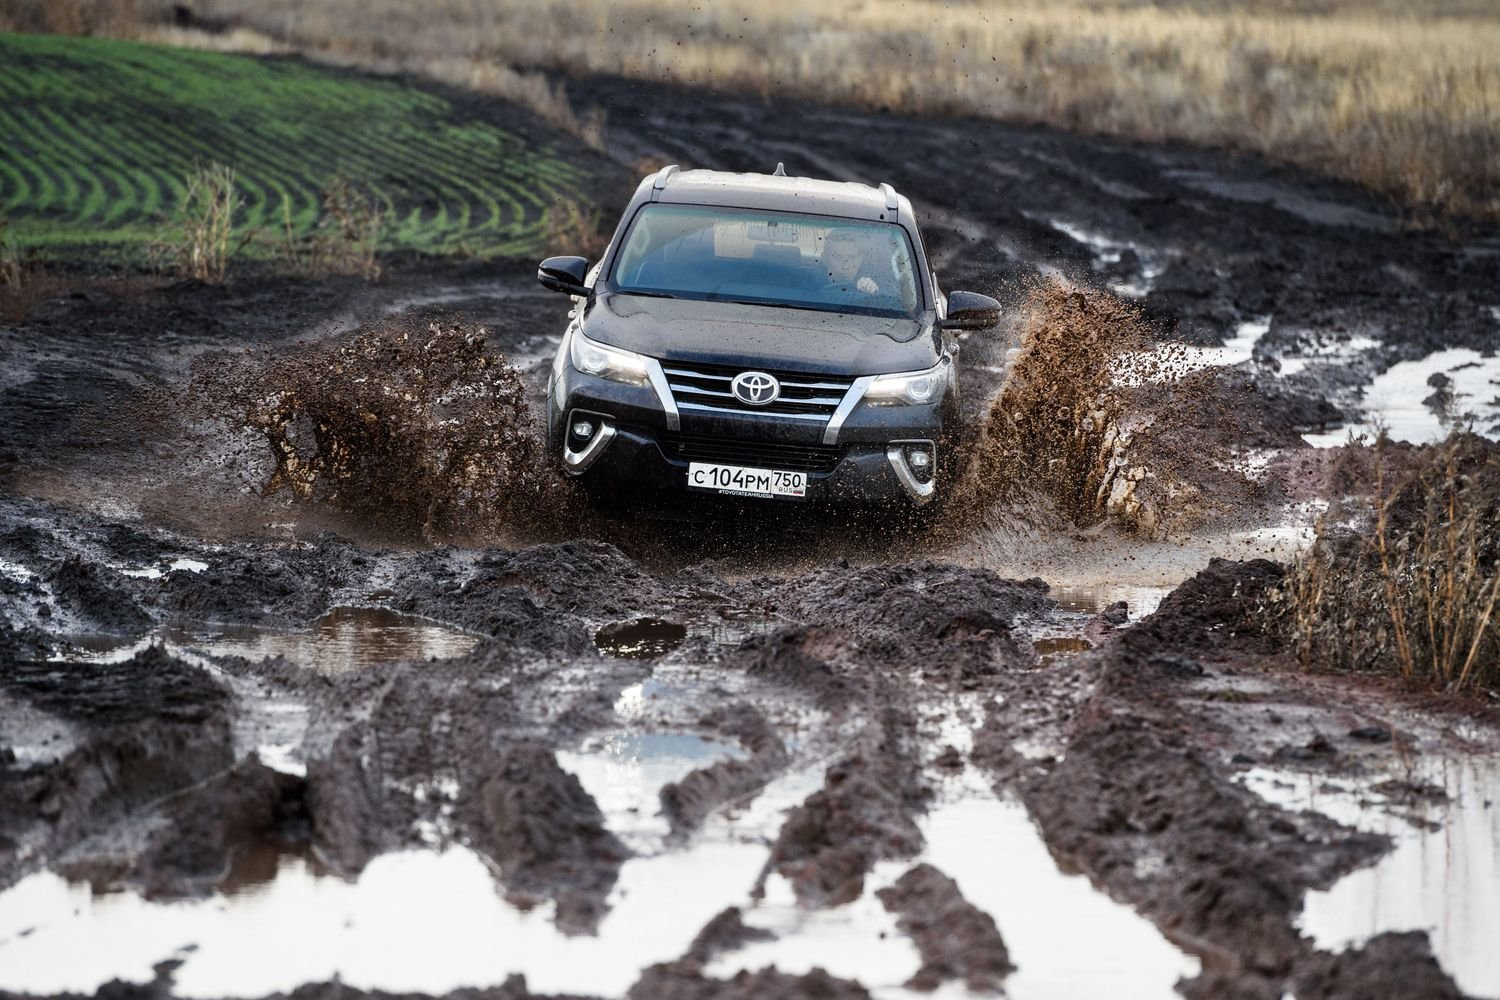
[[2, 61, 1499, 1000]]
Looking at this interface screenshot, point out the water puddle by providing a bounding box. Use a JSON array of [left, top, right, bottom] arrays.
[[1033, 637, 1092, 660], [1302, 347, 1500, 447], [1050, 585, 1170, 619], [1274, 333, 1380, 378], [711, 770, 1202, 999], [0, 739, 816, 999], [0, 720, 1204, 999], [1163, 171, 1395, 233], [1240, 755, 1500, 995], [117, 557, 209, 580], [558, 730, 747, 853], [593, 618, 688, 660], [64, 607, 480, 675], [1046, 219, 1167, 298]]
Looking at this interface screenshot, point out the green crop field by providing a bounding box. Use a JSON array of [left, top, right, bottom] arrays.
[[0, 32, 599, 261]]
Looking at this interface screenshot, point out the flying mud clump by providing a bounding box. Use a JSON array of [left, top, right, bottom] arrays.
[[192, 319, 570, 539]]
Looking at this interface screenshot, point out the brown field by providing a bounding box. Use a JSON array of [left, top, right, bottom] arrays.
[[43, 0, 1488, 225]]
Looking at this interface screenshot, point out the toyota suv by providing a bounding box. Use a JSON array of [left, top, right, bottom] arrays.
[[538, 164, 999, 511]]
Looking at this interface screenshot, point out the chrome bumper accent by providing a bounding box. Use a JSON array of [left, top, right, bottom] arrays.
[[886, 442, 936, 504], [563, 419, 617, 474]]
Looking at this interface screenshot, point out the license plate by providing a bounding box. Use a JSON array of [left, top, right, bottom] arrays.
[[687, 462, 807, 499]]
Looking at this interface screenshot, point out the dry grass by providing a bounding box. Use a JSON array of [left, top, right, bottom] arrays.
[[541, 198, 610, 260], [276, 178, 388, 281], [0, 215, 64, 323], [1264, 434, 1500, 695], [154, 161, 247, 283], [180, 0, 1499, 223], [0, 0, 162, 37]]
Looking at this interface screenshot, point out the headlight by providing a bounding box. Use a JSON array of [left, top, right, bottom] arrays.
[[569, 330, 651, 387], [864, 362, 944, 406]]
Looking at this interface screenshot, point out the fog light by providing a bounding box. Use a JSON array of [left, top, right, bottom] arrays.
[[571, 419, 595, 441], [902, 443, 936, 485]]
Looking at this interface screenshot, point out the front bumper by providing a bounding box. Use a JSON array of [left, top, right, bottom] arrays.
[[568, 422, 933, 506], [549, 352, 948, 508]]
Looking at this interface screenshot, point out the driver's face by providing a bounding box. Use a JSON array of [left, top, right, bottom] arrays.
[[827, 244, 861, 281]]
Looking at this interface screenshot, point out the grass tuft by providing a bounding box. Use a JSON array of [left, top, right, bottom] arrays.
[[1263, 433, 1500, 695]]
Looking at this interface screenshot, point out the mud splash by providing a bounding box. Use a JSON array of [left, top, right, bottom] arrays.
[[957, 281, 1156, 526], [190, 319, 569, 540], [952, 281, 1313, 541]]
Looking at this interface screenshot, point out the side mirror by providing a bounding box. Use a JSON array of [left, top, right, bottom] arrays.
[[940, 290, 1001, 331], [538, 255, 590, 296]]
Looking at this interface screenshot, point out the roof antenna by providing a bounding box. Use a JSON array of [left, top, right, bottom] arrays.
[[773, 162, 787, 176]]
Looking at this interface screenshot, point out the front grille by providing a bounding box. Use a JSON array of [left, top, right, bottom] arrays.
[[661, 360, 853, 422], [659, 431, 843, 473]]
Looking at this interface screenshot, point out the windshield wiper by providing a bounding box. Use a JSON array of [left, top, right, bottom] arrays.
[[620, 288, 678, 299]]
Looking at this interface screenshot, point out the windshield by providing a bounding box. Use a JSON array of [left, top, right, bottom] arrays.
[[610, 204, 921, 319]]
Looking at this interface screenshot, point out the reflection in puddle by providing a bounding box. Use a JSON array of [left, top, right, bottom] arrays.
[[1302, 347, 1500, 447], [711, 771, 1201, 999], [594, 618, 688, 660], [1240, 756, 1500, 996], [559, 731, 746, 853], [1050, 585, 1169, 619], [1033, 637, 1092, 661], [65, 607, 480, 675]]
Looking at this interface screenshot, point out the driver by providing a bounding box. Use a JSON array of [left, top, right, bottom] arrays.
[[821, 232, 881, 295]]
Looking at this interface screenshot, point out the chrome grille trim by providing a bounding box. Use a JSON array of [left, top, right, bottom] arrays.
[[661, 359, 855, 421], [644, 358, 680, 432], [823, 375, 874, 445]]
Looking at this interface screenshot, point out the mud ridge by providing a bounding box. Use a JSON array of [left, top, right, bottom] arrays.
[[876, 862, 1013, 992]]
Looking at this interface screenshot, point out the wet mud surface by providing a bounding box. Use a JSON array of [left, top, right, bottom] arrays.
[[3, 65, 1499, 1000]]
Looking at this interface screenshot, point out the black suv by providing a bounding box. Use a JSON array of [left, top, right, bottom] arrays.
[[538, 164, 999, 510]]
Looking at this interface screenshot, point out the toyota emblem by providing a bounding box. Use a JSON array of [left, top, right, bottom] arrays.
[[731, 371, 781, 406]]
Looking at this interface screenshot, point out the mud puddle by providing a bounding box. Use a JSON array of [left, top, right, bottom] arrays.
[[594, 618, 690, 660], [1302, 347, 1500, 446], [710, 769, 1200, 999], [1240, 755, 1500, 996], [62, 607, 481, 675], [0, 739, 812, 999], [0, 722, 1200, 1000]]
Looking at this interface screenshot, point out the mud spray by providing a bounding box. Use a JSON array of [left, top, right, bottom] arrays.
[[951, 279, 1258, 541], [190, 319, 574, 541], [191, 283, 1258, 552]]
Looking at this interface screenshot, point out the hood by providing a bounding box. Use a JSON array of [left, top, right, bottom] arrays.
[[582, 293, 940, 375]]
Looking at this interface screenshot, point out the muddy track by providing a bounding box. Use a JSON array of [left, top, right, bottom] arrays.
[[2, 64, 1498, 1000]]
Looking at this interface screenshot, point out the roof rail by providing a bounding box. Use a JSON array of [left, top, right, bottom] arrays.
[[651, 164, 680, 202], [879, 182, 899, 212]]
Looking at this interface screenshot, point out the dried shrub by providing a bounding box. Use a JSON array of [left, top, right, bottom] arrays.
[[1263, 433, 1500, 694], [158, 161, 248, 283], [192, 319, 562, 539], [0, 216, 63, 324], [277, 178, 388, 280], [541, 197, 609, 259]]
